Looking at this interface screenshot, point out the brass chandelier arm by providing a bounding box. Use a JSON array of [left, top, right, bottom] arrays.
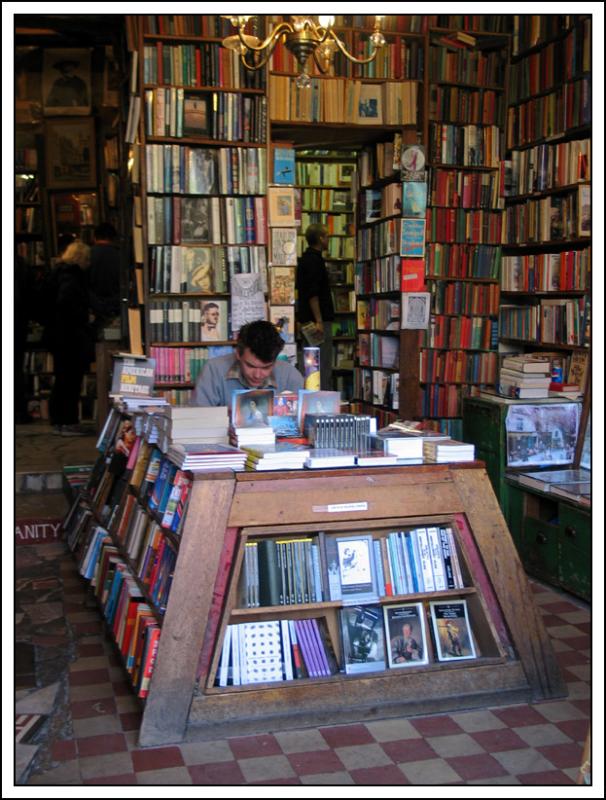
[[236, 21, 293, 53], [330, 30, 380, 65]]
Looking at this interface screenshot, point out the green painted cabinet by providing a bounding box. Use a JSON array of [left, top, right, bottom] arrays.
[[507, 480, 590, 601]]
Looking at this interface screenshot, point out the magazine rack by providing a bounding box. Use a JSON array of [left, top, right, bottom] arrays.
[[138, 463, 566, 746]]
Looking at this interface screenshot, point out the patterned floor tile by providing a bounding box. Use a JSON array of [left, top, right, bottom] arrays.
[[537, 741, 584, 769], [410, 714, 464, 737], [446, 753, 509, 781], [449, 709, 506, 733], [286, 749, 345, 776], [73, 714, 124, 738], [399, 757, 462, 784], [517, 769, 575, 784], [533, 700, 589, 723], [131, 746, 185, 772], [319, 723, 375, 748], [238, 754, 297, 783], [299, 770, 354, 785], [334, 742, 393, 770], [365, 718, 422, 741], [492, 705, 550, 727], [136, 766, 193, 784], [514, 723, 573, 747], [273, 728, 330, 753], [381, 737, 438, 763], [78, 752, 134, 781], [76, 731, 127, 757], [425, 732, 485, 758], [179, 739, 235, 766], [70, 697, 117, 719], [83, 773, 137, 785], [471, 727, 528, 752], [187, 761, 245, 784], [491, 747, 556, 775], [228, 733, 282, 760], [555, 718, 590, 743], [350, 764, 410, 784]]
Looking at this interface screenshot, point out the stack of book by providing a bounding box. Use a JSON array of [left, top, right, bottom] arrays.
[[498, 354, 552, 398], [162, 405, 229, 445], [371, 430, 425, 460], [242, 442, 310, 471], [167, 442, 247, 471], [423, 439, 475, 463], [231, 425, 276, 448], [304, 449, 357, 469]]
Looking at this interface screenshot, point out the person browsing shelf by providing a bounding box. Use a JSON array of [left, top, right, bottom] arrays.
[[191, 319, 303, 407], [296, 223, 335, 390]]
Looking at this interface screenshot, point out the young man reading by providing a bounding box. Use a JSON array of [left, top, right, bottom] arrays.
[[191, 319, 303, 407]]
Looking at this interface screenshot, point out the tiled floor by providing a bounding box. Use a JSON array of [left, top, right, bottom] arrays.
[[16, 538, 591, 786]]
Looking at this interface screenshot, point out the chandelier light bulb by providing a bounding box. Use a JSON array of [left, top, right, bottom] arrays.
[[295, 70, 312, 89], [370, 30, 386, 47], [318, 16, 335, 29]]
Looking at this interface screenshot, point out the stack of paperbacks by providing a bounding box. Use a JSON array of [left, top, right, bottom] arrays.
[[372, 426, 449, 461], [242, 442, 310, 471], [167, 442, 247, 472], [423, 439, 475, 463], [162, 405, 229, 445], [498, 354, 552, 399]]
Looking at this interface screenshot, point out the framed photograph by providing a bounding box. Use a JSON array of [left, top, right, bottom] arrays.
[[183, 93, 210, 137], [339, 605, 386, 674], [45, 118, 96, 189], [43, 48, 91, 115], [267, 186, 296, 227], [505, 402, 580, 467], [401, 292, 431, 330], [384, 602, 429, 668], [429, 600, 477, 662]]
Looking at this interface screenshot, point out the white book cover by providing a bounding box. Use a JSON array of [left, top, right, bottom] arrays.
[[218, 625, 233, 687], [414, 528, 436, 593], [426, 527, 447, 591]]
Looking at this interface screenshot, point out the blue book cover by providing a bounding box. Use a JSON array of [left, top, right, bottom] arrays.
[[273, 147, 295, 185]]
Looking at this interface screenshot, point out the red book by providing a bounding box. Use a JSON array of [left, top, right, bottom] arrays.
[[156, 41, 164, 85], [401, 258, 426, 292], [138, 624, 161, 698], [195, 45, 202, 87]]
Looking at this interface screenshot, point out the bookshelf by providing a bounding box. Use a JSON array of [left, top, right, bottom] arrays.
[[135, 14, 270, 402], [134, 462, 565, 744], [296, 148, 357, 399], [422, 28, 509, 438], [500, 15, 591, 387]]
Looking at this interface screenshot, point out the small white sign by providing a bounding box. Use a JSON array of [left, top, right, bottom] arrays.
[[317, 502, 369, 513]]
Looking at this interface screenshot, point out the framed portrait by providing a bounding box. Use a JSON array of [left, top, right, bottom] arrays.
[[45, 118, 97, 189], [42, 48, 92, 116]]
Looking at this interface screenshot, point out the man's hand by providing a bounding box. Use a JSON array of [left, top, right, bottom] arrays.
[[315, 321, 324, 334]]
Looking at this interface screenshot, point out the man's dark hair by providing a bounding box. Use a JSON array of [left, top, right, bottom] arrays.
[[94, 222, 119, 242], [237, 320, 284, 363], [202, 302, 219, 313], [305, 223, 327, 247]]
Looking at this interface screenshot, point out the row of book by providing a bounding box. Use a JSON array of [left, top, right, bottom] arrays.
[[419, 383, 472, 419], [356, 297, 400, 330], [268, 76, 418, 126], [300, 211, 352, 236], [427, 207, 503, 244], [355, 255, 402, 294], [142, 41, 265, 89], [356, 217, 403, 260], [145, 144, 267, 196], [428, 42, 506, 86], [498, 299, 589, 347], [146, 195, 267, 246], [429, 167, 503, 210], [149, 299, 229, 343], [356, 134, 403, 185], [505, 77, 590, 149], [142, 14, 234, 37], [429, 280, 500, 316], [72, 526, 160, 698], [507, 139, 590, 197], [357, 334, 400, 371], [148, 244, 267, 295], [151, 345, 229, 385], [509, 22, 591, 102], [425, 242, 501, 280], [419, 349, 498, 386], [354, 368, 399, 409], [500, 249, 590, 293], [144, 88, 267, 143], [428, 123, 501, 168], [299, 187, 353, 212], [429, 85, 504, 126], [503, 187, 590, 243], [511, 14, 582, 56], [423, 314, 499, 351]]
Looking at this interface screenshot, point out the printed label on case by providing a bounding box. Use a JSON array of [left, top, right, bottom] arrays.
[[312, 502, 369, 513]]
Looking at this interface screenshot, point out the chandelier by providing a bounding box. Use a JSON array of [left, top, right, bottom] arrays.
[[222, 15, 386, 87]]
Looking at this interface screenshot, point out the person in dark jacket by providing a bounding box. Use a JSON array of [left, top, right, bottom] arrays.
[[46, 240, 95, 435], [89, 222, 121, 338], [296, 223, 335, 390]]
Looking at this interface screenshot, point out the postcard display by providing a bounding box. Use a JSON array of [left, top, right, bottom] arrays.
[[122, 460, 567, 746]]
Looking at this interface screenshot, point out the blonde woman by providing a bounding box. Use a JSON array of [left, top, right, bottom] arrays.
[[45, 240, 95, 436]]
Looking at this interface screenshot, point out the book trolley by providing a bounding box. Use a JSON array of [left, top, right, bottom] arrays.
[[133, 462, 565, 746]]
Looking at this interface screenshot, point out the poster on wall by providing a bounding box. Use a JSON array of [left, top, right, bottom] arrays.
[[42, 48, 92, 115], [45, 118, 96, 189]]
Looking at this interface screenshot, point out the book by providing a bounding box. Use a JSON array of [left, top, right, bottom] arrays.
[[272, 145, 295, 185], [339, 605, 386, 674], [300, 321, 324, 346], [423, 439, 475, 463], [267, 186, 296, 226], [270, 228, 297, 266], [355, 450, 402, 467], [332, 533, 379, 605], [304, 449, 357, 469], [373, 431, 424, 459], [429, 600, 477, 662], [401, 292, 430, 329], [384, 602, 429, 668], [501, 355, 552, 374], [400, 219, 426, 258], [110, 355, 156, 398], [231, 388, 275, 429]]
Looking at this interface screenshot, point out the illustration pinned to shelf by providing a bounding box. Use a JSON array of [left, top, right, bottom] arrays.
[[42, 48, 91, 115], [337, 163, 355, 186], [339, 605, 386, 674], [269, 266, 296, 306], [272, 146, 295, 184], [400, 218, 426, 258], [356, 84, 383, 125], [268, 186, 296, 226], [402, 181, 428, 218], [45, 118, 96, 189], [230, 273, 266, 337], [271, 228, 297, 266], [270, 305, 295, 343], [401, 144, 426, 180], [401, 292, 431, 329], [429, 600, 477, 662], [384, 602, 429, 668], [199, 298, 229, 342], [183, 93, 210, 137]]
